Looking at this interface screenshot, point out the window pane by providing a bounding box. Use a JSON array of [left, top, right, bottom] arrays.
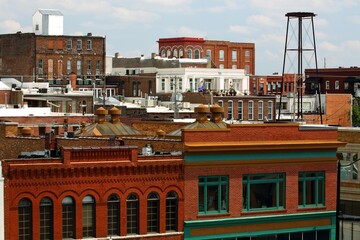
[[127, 194, 139, 235], [82, 195, 95, 237], [40, 198, 53, 240], [107, 194, 120, 236], [147, 192, 159, 233], [198, 176, 228, 214], [19, 198, 32, 240], [62, 197, 75, 239], [166, 192, 178, 232]]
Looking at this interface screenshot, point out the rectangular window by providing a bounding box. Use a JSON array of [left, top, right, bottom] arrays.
[[206, 50, 211, 60], [344, 82, 349, 90], [298, 172, 325, 207], [258, 101, 263, 120], [77, 39, 82, 51], [245, 50, 251, 57], [87, 60, 92, 76], [243, 173, 285, 211], [161, 79, 165, 91], [77, 60, 82, 76], [248, 101, 254, 120], [67, 60, 72, 74], [219, 50, 224, 61], [86, 39, 92, 50], [326, 81, 330, 90], [198, 176, 228, 214], [38, 59, 43, 78], [232, 50, 237, 61], [96, 60, 101, 76], [238, 101, 243, 120], [267, 101, 273, 120], [170, 79, 174, 91], [228, 100, 233, 120], [335, 80, 340, 90], [67, 39, 72, 50], [218, 100, 223, 107]]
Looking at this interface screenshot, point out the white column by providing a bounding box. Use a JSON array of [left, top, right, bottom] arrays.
[[0, 161, 4, 240]]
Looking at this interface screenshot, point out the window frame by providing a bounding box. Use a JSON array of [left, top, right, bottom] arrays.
[[248, 100, 254, 120], [86, 39, 92, 50], [107, 194, 120, 236], [258, 100, 263, 120], [126, 193, 139, 235], [18, 198, 32, 240], [238, 100, 243, 120], [166, 191, 178, 232], [147, 192, 160, 233], [198, 176, 229, 215], [267, 100, 273, 121], [40, 197, 53, 240], [227, 100, 233, 120], [82, 195, 96, 238], [76, 39, 82, 51], [62, 196, 76, 239], [232, 50, 237, 61], [242, 173, 285, 212], [298, 171, 325, 208], [219, 50, 224, 61]]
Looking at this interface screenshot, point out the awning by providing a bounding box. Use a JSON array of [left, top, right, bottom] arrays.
[[304, 77, 322, 83], [344, 77, 360, 83]]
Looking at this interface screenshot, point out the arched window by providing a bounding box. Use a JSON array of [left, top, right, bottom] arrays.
[[62, 197, 75, 239], [187, 49, 192, 59], [147, 192, 160, 233], [173, 49, 178, 58], [107, 194, 120, 236], [167, 49, 171, 57], [166, 191, 178, 232], [194, 49, 200, 59], [179, 48, 184, 58], [132, 82, 137, 96], [126, 194, 139, 235], [148, 80, 153, 94], [137, 82, 141, 96], [120, 81, 125, 96], [161, 50, 165, 57], [19, 198, 32, 240], [82, 195, 95, 238], [40, 197, 53, 239]]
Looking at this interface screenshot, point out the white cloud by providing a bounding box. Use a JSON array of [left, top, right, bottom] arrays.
[[344, 40, 360, 50], [229, 25, 251, 35], [0, 20, 22, 33], [247, 15, 278, 27], [167, 26, 205, 38], [319, 41, 341, 52], [112, 7, 159, 22]]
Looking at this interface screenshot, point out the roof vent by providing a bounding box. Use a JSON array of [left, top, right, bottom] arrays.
[[210, 104, 224, 123], [109, 107, 121, 124], [95, 107, 108, 124], [194, 104, 210, 123]]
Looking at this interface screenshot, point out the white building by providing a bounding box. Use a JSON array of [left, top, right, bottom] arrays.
[[156, 68, 249, 95], [32, 9, 63, 35]]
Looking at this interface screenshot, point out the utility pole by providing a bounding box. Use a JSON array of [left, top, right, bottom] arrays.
[[174, 76, 179, 119]]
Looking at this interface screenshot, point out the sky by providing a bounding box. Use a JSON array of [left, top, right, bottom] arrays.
[[0, 0, 360, 75]]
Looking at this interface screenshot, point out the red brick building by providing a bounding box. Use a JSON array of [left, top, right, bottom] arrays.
[[157, 37, 255, 74], [305, 67, 360, 95], [2, 146, 184, 240], [250, 73, 301, 96], [0, 32, 105, 87], [182, 123, 345, 240]]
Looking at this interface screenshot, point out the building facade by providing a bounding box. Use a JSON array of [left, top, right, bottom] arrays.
[[182, 123, 345, 240], [1, 146, 184, 240], [0, 32, 106, 85], [305, 67, 360, 96], [158, 37, 255, 74]]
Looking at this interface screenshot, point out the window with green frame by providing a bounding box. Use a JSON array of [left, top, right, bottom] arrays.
[[198, 176, 228, 214], [242, 173, 285, 211], [298, 171, 325, 207]]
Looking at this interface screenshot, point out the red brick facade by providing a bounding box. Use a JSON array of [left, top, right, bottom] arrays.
[[2, 146, 184, 240], [0, 33, 105, 85], [157, 37, 255, 74]]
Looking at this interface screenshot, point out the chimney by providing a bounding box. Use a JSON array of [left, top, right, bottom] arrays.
[[109, 107, 121, 124], [95, 107, 108, 124], [21, 126, 32, 137], [194, 104, 210, 123], [210, 104, 224, 123]]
